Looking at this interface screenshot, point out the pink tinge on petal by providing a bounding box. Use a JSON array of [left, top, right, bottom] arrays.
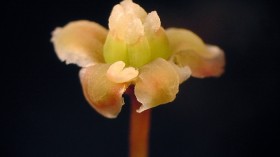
[[51, 20, 108, 67], [79, 64, 129, 118], [134, 58, 180, 113], [172, 47, 225, 78], [167, 28, 225, 78], [199, 44, 225, 77], [169, 62, 192, 84]]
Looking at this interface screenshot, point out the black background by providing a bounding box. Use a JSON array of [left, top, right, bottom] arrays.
[[2, 0, 279, 157]]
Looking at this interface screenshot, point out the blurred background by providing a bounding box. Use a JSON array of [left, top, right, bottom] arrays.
[[2, 0, 279, 157]]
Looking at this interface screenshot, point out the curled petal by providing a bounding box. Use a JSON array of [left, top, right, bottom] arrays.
[[169, 62, 192, 84], [134, 58, 180, 113], [51, 20, 108, 67], [79, 64, 129, 118], [107, 61, 139, 83], [166, 28, 225, 78]]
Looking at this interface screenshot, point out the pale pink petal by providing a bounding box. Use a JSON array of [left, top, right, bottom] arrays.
[[51, 20, 108, 67], [166, 28, 225, 78], [79, 64, 129, 118], [106, 61, 139, 83], [169, 62, 192, 84], [134, 58, 180, 113]]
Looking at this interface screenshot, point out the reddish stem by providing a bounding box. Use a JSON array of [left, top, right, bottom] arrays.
[[127, 87, 151, 157]]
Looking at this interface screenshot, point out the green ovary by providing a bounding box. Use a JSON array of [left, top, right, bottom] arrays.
[[103, 30, 171, 68]]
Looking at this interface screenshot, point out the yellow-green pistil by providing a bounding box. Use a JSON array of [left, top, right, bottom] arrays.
[[103, 28, 172, 68]]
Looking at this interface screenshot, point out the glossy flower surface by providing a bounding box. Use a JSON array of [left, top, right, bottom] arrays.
[[51, 0, 225, 118]]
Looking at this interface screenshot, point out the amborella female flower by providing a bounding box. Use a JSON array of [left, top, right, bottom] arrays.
[[51, 0, 225, 118]]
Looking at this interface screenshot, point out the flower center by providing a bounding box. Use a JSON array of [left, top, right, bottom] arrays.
[[102, 1, 171, 68], [103, 25, 172, 68]]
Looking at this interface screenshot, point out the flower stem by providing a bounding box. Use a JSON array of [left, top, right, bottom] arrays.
[[127, 87, 151, 157]]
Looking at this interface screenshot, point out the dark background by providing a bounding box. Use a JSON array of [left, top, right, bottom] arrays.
[[2, 0, 279, 157]]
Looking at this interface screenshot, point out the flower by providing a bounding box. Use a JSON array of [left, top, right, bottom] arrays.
[[51, 0, 225, 118]]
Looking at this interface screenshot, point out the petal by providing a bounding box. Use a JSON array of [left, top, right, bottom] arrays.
[[51, 20, 108, 67], [79, 64, 129, 118], [166, 28, 225, 78], [169, 62, 192, 84], [134, 58, 180, 113], [107, 61, 139, 83]]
